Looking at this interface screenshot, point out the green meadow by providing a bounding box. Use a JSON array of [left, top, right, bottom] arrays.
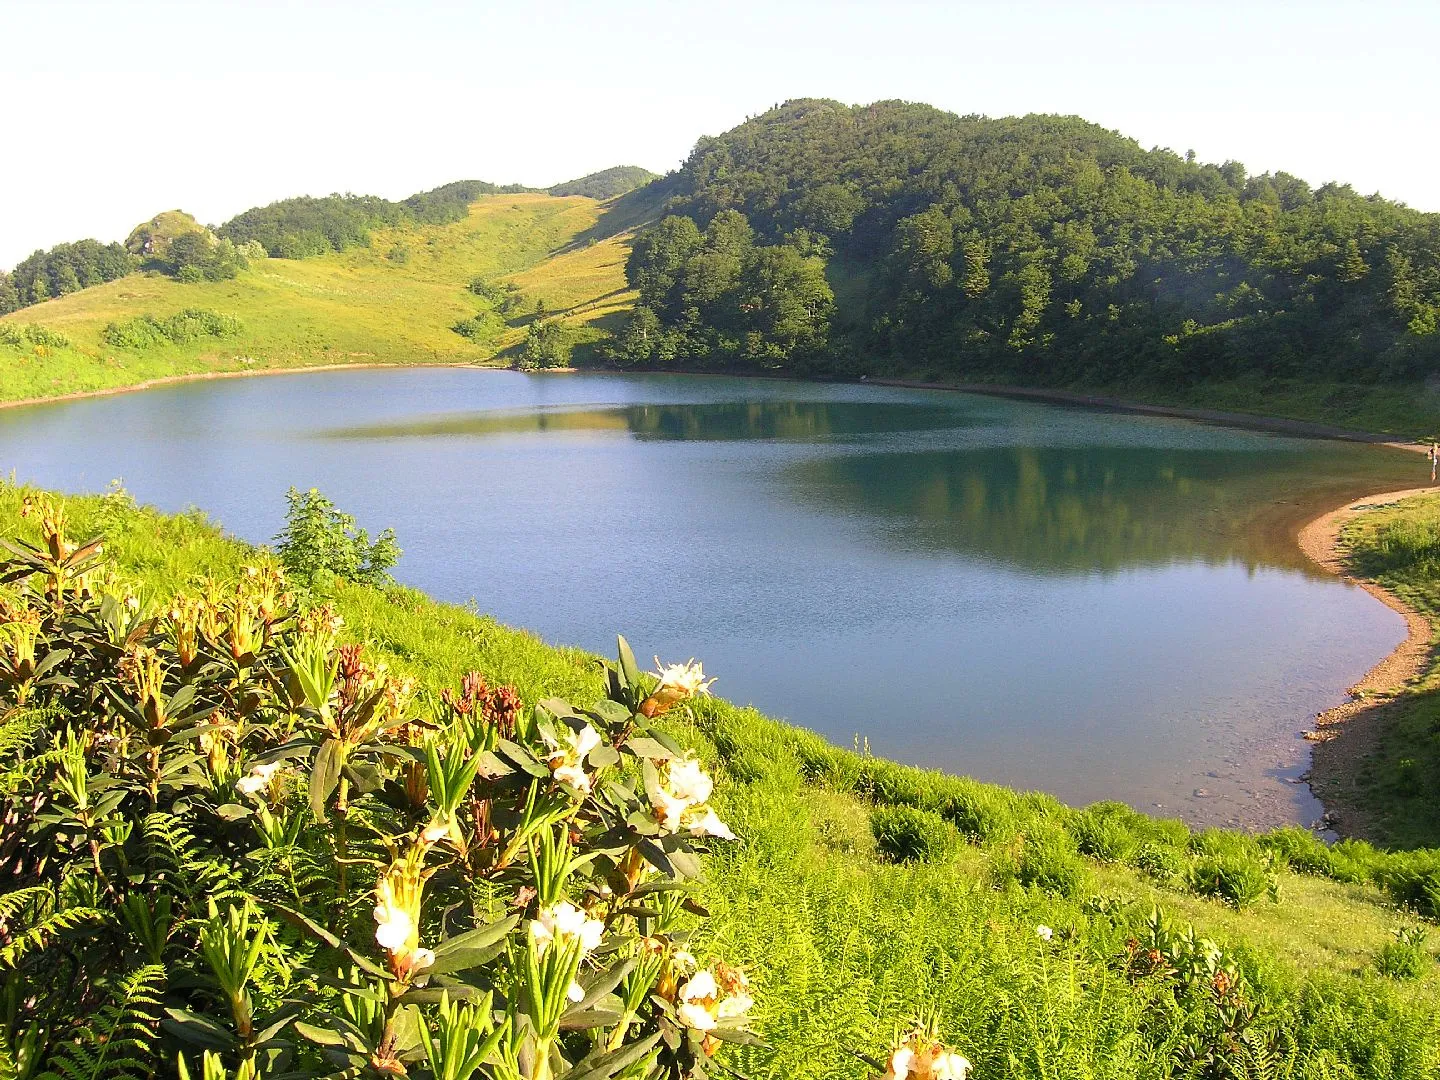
[[0, 192, 640, 402]]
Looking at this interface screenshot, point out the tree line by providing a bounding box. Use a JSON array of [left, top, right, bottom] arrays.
[[216, 180, 531, 258], [612, 99, 1440, 387]]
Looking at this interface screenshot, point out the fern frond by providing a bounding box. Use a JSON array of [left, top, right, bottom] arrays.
[[0, 906, 105, 968], [35, 963, 166, 1080]]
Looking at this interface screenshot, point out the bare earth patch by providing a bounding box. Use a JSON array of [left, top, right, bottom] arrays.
[[1298, 473, 1438, 837]]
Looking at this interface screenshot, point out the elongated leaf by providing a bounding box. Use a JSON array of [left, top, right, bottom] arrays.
[[616, 635, 641, 690], [627, 738, 675, 762], [162, 1008, 237, 1051], [429, 913, 520, 974], [293, 1018, 367, 1052], [496, 739, 549, 779], [30, 648, 71, 679], [565, 1031, 662, 1080], [309, 739, 342, 819], [558, 1008, 624, 1031], [564, 958, 634, 1015], [266, 901, 390, 980]]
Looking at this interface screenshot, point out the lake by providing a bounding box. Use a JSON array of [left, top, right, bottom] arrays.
[[0, 368, 1424, 827]]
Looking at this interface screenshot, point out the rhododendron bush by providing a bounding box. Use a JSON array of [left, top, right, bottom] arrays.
[[0, 497, 754, 1079]]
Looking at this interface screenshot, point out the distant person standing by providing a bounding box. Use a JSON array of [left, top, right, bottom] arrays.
[[1432, 442, 1438, 484]]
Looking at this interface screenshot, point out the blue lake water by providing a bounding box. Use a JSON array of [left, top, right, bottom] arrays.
[[0, 368, 1423, 827]]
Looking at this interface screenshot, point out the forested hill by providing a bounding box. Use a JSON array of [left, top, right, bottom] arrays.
[[613, 99, 1440, 391]]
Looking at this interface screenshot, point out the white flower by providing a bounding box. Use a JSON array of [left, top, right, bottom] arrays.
[[687, 807, 736, 841], [532, 902, 605, 957], [678, 1001, 717, 1030], [410, 947, 436, 976], [544, 723, 603, 795], [717, 990, 754, 1019], [567, 980, 585, 1003], [932, 1053, 972, 1080], [236, 760, 282, 796], [653, 658, 716, 698], [374, 901, 415, 952], [883, 1046, 914, 1080], [666, 756, 714, 803], [553, 762, 591, 794], [680, 970, 717, 1001], [1036, 924, 1053, 942], [653, 787, 691, 833]]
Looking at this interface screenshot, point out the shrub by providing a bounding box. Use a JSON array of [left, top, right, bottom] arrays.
[[1073, 801, 1143, 863], [1017, 824, 1087, 897], [870, 804, 960, 863], [0, 500, 754, 1078], [273, 487, 401, 587], [0, 323, 22, 346], [1188, 851, 1277, 907], [19, 324, 69, 348], [102, 309, 242, 349], [1134, 841, 1187, 885], [1259, 825, 1332, 874], [1375, 927, 1430, 979], [452, 311, 505, 343]]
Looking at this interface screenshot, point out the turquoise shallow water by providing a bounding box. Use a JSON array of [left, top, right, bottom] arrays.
[[0, 368, 1425, 827]]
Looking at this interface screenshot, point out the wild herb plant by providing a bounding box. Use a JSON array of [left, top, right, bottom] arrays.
[[274, 488, 402, 589], [0, 496, 756, 1078]]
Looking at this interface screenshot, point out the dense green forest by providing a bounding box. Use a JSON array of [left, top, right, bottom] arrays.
[[548, 165, 658, 199], [612, 99, 1440, 388], [0, 240, 136, 313]]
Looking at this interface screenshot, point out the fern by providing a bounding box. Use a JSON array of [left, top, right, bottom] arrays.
[[140, 814, 242, 916], [0, 906, 105, 969], [35, 964, 166, 1080]]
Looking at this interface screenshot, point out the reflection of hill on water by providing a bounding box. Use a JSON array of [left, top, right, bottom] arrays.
[[321, 401, 974, 442], [792, 445, 1414, 576]]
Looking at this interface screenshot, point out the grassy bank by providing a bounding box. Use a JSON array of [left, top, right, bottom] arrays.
[[0, 193, 641, 404], [3, 480, 1439, 1077], [1319, 493, 1440, 848]]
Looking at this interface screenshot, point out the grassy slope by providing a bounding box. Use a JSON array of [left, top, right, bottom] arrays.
[[6, 481, 1437, 1076], [0, 192, 640, 402], [1331, 493, 1440, 847]]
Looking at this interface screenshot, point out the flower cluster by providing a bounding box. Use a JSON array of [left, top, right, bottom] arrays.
[[639, 657, 715, 718], [675, 961, 754, 1032], [373, 845, 436, 983], [543, 722, 602, 794], [879, 1031, 972, 1080], [651, 755, 735, 840]]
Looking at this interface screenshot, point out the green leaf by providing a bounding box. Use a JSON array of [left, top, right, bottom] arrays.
[[309, 739, 343, 819], [293, 1017, 368, 1052], [627, 738, 675, 762], [587, 744, 620, 770], [617, 635, 641, 689], [565, 1031, 662, 1080], [343, 761, 385, 795], [215, 803, 251, 822], [31, 648, 71, 679], [429, 913, 520, 974], [162, 1008, 238, 1051], [266, 901, 390, 980], [497, 739, 549, 779], [588, 700, 632, 727]]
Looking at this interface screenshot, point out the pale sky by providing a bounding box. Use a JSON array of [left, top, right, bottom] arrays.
[[2, 0, 1437, 270]]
